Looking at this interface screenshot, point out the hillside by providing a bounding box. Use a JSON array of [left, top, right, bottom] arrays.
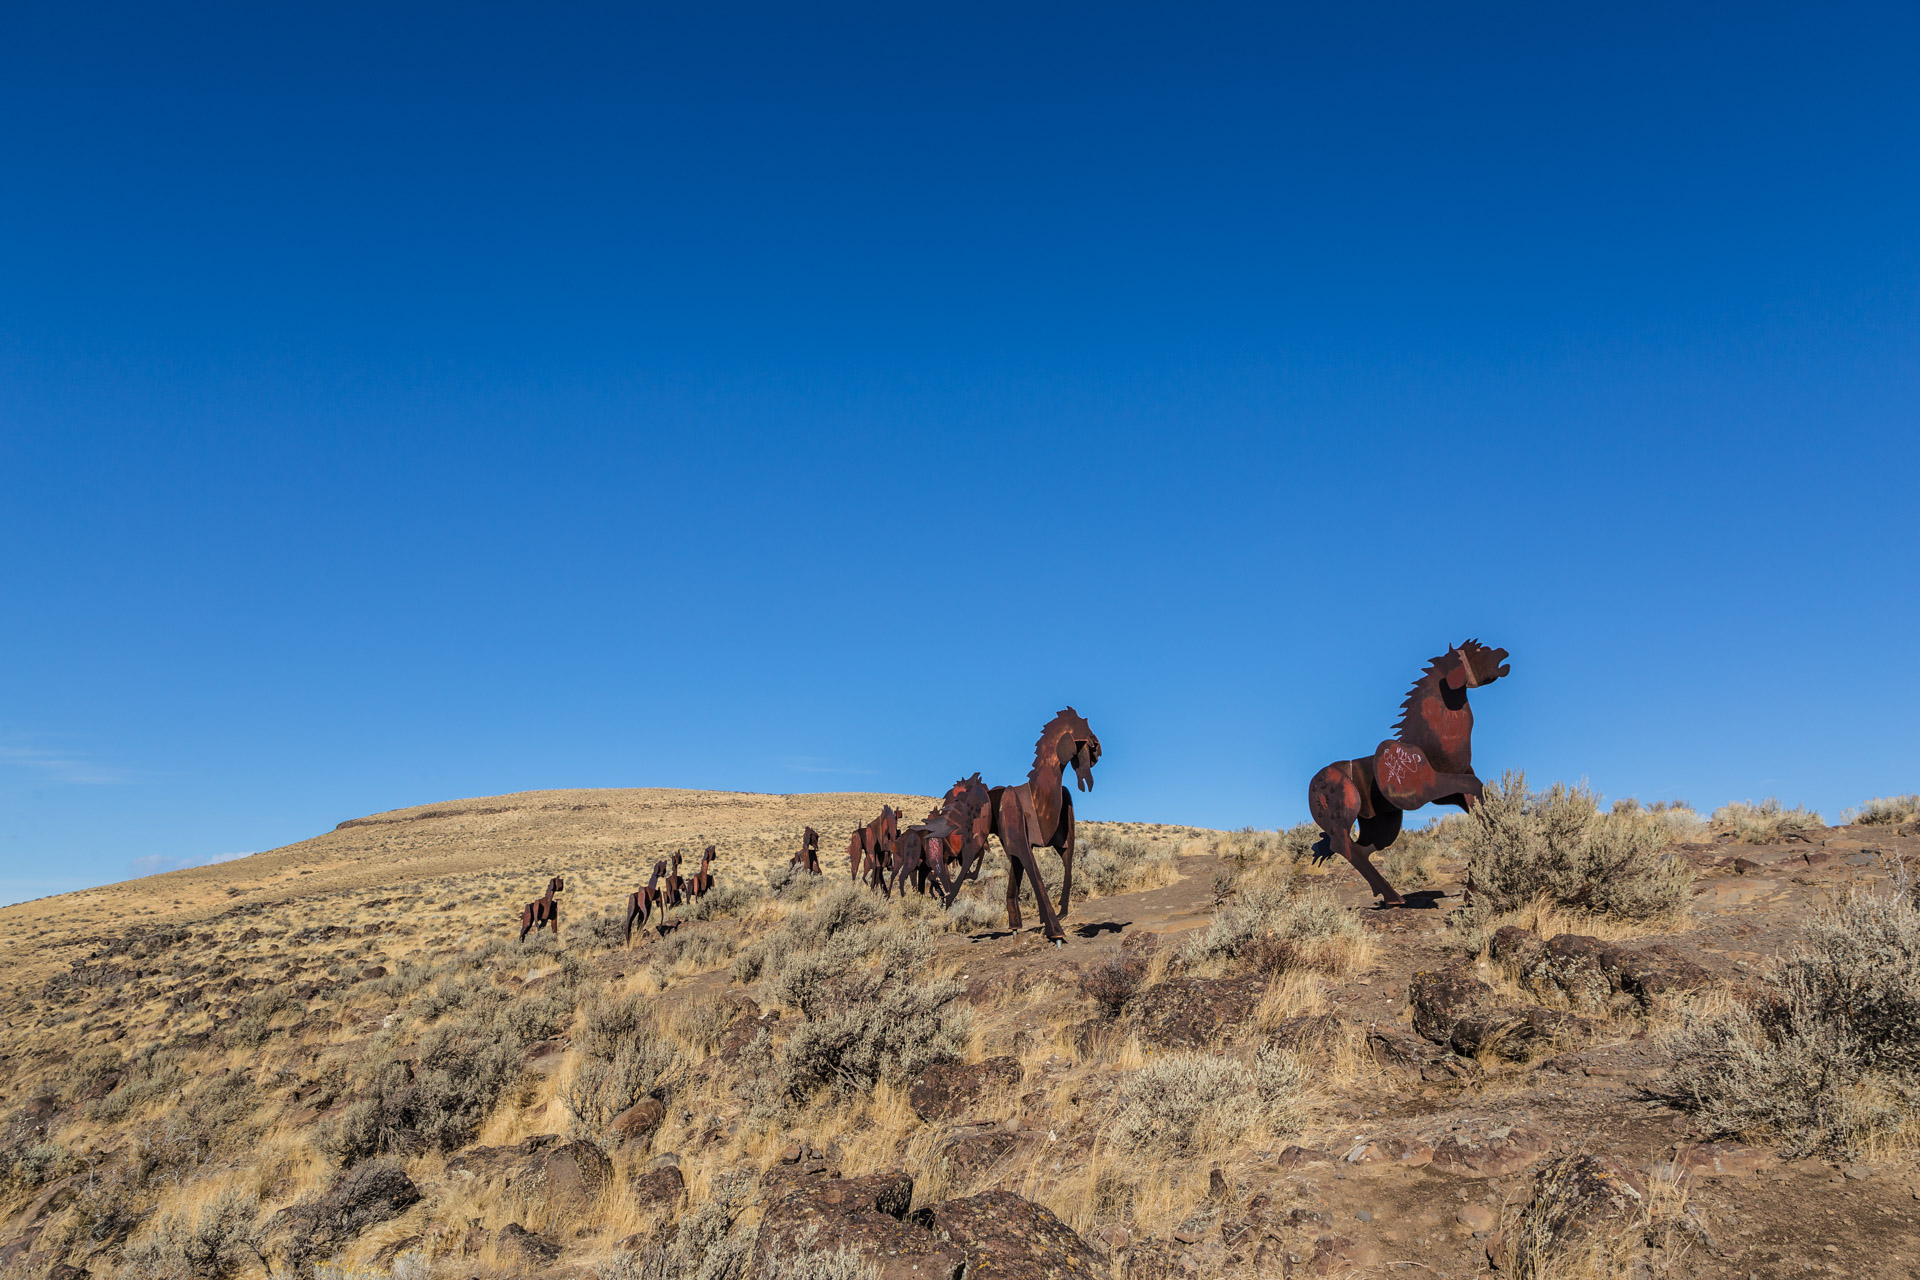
[[0, 787, 1917, 1280]]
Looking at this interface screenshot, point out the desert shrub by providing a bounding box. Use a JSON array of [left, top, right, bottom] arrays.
[[563, 991, 684, 1142], [730, 884, 885, 984], [649, 925, 738, 985], [671, 1001, 734, 1054], [324, 1006, 527, 1163], [1110, 1045, 1307, 1154], [943, 892, 1002, 934], [1461, 774, 1694, 921], [764, 931, 969, 1107], [282, 1160, 422, 1273], [119, 1187, 265, 1280], [570, 908, 629, 950], [1185, 877, 1368, 976], [689, 881, 760, 921], [1079, 936, 1159, 1018], [1658, 880, 1920, 1156], [370, 959, 436, 1000], [86, 1046, 187, 1122], [1, 1139, 68, 1191], [1074, 829, 1179, 896], [1710, 797, 1825, 843], [1852, 795, 1920, 827], [757, 1232, 880, 1280], [605, 1170, 756, 1280]]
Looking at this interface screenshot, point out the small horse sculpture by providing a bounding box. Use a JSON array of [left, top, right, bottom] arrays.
[[891, 775, 992, 903], [664, 852, 686, 908], [686, 845, 718, 898], [519, 876, 563, 942], [625, 861, 670, 944], [1308, 639, 1511, 905], [849, 806, 901, 892], [791, 827, 822, 875]]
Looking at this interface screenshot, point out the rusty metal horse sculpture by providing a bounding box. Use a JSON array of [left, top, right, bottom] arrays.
[[922, 711, 1101, 943], [519, 876, 563, 942], [848, 806, 901, 893], [1308, 640, 1511, 905], [790, 827, 822, 875], [686, 845, 718, 898], [892, 776, 992, 903], [625, 861, 670, 944]]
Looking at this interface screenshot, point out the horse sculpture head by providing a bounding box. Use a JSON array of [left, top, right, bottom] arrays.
[[1033, 707, 1101, 793], [548, 877, 564, 896], [1446, 639, 1511, 690]]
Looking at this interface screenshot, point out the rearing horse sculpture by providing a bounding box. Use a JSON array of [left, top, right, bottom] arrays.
[[519, 877, 563, 942], [1307, 640, 1511, 905]]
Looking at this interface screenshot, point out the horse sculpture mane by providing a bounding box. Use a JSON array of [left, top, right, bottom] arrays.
[[1392, 639, 1510, 737], [1027, 707, 1100, 843]]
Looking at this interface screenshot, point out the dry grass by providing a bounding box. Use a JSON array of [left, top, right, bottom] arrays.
[[1459, 773, 1695, 929], [1501, 1153, 1695, 1280], [1709, 797, 1826, 843], [1656, 876, 1920, 1158], [1850, 794, 1920, 827]]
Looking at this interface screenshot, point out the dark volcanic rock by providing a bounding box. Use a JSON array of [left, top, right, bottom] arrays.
[[1509, 1155, 1647, 1272], [521, 1138, 613, 1212], [1128, 974, 1267, 1049], [282, 1159, 422, 1260], [631, 1163, 685, 1214], [753, 1171, 962, 1280], [937, 1128, 1023, 1188], [611, 1097, 667, 1147], [1604, 943, 1712, 1002], [909, 1056, 1023, 1122], [495, 1222, 562, 1268], [1430, 1124, 1554, 1178], [1409, 967, 1494, 1044], [924, 1189, 1104, 1279]]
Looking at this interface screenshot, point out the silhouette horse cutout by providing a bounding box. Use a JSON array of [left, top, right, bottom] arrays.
[[686, 845, 718, 898], [1308, 640, 1511, 905], [519, 876, 563, 942], [625, 861, 671, 943], [790, 827, 822, 875], [664, 852, 686, 908]]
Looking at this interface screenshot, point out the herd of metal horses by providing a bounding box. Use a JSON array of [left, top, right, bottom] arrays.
[[517, 641, 1512, 946]]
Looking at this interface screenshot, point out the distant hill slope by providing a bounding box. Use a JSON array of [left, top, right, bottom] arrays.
[[0, 787, 936, 987]]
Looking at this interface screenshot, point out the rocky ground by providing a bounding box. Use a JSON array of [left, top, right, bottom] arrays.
[[0, 789, 1916, 1279]]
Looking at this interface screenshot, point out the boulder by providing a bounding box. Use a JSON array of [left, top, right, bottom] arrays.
[[1509, 1155, 1646, 1273], [611, 1097, 668, 1146], [494, 1222, 562, 1268], [521, 1139, 613, 1213], [909, 1056, 1023, 1122], [281, 1159, 422, 1262], [1128, 975, 1267, 1049], [1429, 1124, 1553, 1178], [937, 1128, 1023, 1189], [752, 1171, 962, 1280], [1604, 944, 1712, 1003], [1409, 967, 1493, 1044], [1527, 935, 1616, 1013], [924, 1190, 1104, 1279], [631, 1164, 686, 1214]]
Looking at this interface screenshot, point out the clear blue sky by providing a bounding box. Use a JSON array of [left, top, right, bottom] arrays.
[[3, 3, 1916, 904]]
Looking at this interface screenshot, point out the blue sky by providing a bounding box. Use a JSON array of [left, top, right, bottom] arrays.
[[2, 3, 1915, 904]]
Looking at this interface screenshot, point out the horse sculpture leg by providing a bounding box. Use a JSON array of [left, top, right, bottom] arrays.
[[996, 793, 1068, 943], [1055, 792, 1076, 919], [519, 904, 534, 942], [1310, 760, 1407, 906]]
